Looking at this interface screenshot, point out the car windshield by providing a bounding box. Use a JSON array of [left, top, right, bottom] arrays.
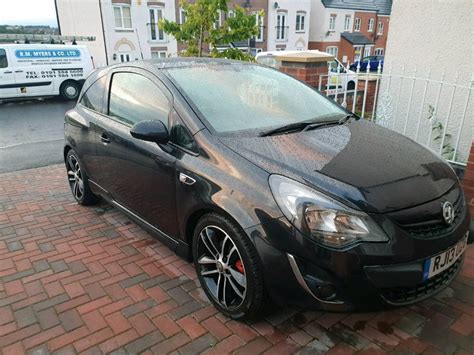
[[166, 64, 346, 135]]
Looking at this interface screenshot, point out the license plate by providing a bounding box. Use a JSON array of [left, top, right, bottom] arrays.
[[423, 233, 468, 280]]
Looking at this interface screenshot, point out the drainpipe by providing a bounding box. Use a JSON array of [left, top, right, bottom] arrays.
[[98, 0, 109, 65], [54, 0, 61, 34]]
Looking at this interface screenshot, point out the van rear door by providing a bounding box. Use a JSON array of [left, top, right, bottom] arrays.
[[0, 47, 19, 99], [12, 46, 55, 97]]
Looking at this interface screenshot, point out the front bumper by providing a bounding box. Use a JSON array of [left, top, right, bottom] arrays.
[[246, 190, 471, 311]]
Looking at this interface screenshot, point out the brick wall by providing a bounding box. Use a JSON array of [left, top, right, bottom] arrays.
[[279, 61, 329, 88], [462, 143, 474, 219]]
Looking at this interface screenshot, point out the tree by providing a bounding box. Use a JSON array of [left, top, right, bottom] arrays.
[[159, 0, 262, 60]]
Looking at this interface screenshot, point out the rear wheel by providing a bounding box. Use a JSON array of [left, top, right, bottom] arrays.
[[193, 213, 267, 320], [60, 80, 80, 100], [65, 149, 99, 205]]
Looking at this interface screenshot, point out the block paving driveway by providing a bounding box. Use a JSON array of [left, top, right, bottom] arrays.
[[0, 164, 473, 354]]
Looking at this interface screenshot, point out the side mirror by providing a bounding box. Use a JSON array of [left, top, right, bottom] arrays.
[[130, 120, 169, 144]]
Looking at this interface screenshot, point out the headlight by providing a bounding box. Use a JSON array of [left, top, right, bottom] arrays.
[[269, 175, 388, 248]]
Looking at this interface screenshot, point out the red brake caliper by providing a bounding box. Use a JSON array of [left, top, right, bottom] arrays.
[[235, 260, 244, 274]]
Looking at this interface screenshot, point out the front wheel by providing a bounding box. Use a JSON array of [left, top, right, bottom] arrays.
[[193, 213, 267, 320]]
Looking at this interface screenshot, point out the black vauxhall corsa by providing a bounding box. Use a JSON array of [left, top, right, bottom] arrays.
[[64, 58, 470, 319]]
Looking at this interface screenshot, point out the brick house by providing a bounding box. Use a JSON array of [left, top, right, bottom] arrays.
[[308, 0, 392, 65]]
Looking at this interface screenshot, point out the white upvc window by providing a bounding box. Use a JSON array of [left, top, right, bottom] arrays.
[[329, 15, 336, 31], [151, 51, 167, 59], [296, 11, 306, 32], [354, 45, 363, 62], [214, 10, 222, 29], [354, 18, 361, 31], [368, 18, 374, 32], [228, 10, 235, 18], [179, 8, 186, 24], [113, 6, 132, 30], [276, 11, 287, 41], [364, 46, 372, 58], [253, 12, 264, 41], [374, 47, 384, 55], [377, 21, 384, 35], [326, 46, 338, 58], [119, 53, 131, 62], [149, 7, 165, 41], [344, 16, 351, 31]]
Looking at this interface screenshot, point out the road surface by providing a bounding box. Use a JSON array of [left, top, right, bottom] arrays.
[[0, 98, 75, 173]]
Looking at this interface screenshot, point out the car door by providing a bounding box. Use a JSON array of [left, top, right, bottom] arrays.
[[95, 68, 179, 238], [0, 47, 19, 98]]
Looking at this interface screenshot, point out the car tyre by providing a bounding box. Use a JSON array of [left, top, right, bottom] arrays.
[[60, 80, 80, 100], [193, 213, 267, 320], [65, 149, 100, 206]]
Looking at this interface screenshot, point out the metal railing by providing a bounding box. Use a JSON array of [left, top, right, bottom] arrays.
[[317, 61, 473, 165]]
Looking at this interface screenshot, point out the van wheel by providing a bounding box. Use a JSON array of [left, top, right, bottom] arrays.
[[60, 80, 80, 100]]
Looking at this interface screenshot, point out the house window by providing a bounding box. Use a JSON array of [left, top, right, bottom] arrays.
[[113, 6, 132, 30], [364, 46, 371, 58], [228, 10, 235, 18], [368, 18, 374, 32], [214, 10, 222, 29], [374, 47, 384, 55], [179, 8, 186, 24], [276, 12, 287, 41], [354, 18, 361, 31], [296, 11, 306, 32], [354, 46, 363, 62], [149, 8, 164, 41], [326, 46, 338, 58], [254, 12, 264, 41], [119, 53, 131, 62], [329, 15, 336, 31], [344, 16, 351, 31], [377, 21, 384, 35], [151, 51, 167, 59]]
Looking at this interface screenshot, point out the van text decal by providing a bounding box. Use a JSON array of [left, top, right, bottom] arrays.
[[15, 49, 81, 58]]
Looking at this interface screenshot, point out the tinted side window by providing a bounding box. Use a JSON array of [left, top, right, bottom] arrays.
[[109, 72, 170, 127], [80, 76, 107, 113], [0, 49, 8, 68]]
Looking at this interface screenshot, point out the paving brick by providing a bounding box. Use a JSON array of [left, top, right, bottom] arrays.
[[59, 309, 84, 331], [37, 307, 60, 330], [128, 312, 155, 336], [124, 330, 164, 353], [152, 314, 181, 338], [0, 307, 14, 326], [202, 316, 232, 340], [122, 298, 156, 318], [175, 333, 217, 355], [14, 307, 38, 328], [151, 332, 191, 354], [48, 325, 90, 351], [98, 328, 140, 353], [74, 327, 114, 353], [33, 293, 69, 313], [77, 296, 112, 315], [105, 312, 132, 335]]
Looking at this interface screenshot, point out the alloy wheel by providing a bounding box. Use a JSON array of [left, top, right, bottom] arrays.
[[197, 225, 247, 310], [67, 154, 84, 201]]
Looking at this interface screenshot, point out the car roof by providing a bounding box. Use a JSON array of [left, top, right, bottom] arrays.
[[107, 57, 255, 71]]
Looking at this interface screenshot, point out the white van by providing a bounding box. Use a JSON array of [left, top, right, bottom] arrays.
[[255, 50, 357, 92], [0, 44, 93, 100]]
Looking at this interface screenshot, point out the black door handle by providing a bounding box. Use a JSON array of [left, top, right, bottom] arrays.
[[3, 71, 12, 74], [100, 133, 110, 144], [14, 70, 23, 73]]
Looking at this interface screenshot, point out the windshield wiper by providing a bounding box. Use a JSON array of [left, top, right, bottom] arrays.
[[302, 114, 357, 132], [259, 121, 315, 137], [259, 114, 357, 137]]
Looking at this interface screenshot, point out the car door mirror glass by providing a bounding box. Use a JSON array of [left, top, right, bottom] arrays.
[[130, 120, 169, 144]]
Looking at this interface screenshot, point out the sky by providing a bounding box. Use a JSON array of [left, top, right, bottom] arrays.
[[0, 0, 58, 27]]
